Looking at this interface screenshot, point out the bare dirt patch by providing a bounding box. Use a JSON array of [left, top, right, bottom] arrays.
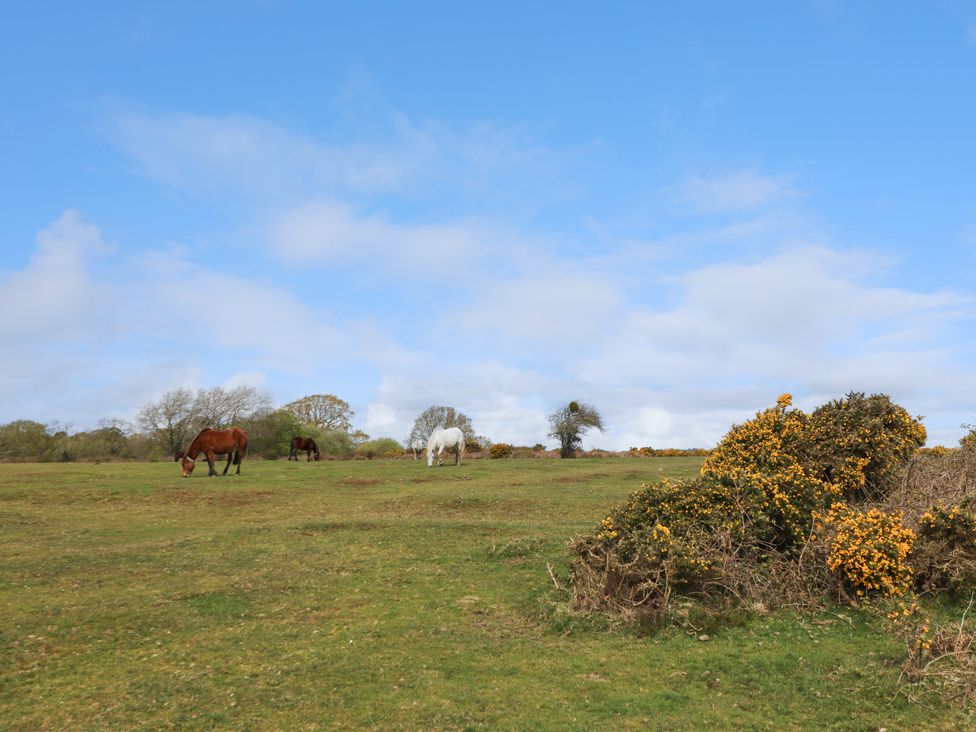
[[337, 478, 383, 487], [298, 520, 390, 533], [160, 489, 274, 507]]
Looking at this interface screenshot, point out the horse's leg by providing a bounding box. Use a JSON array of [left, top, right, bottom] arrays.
[[206, 450, 218, 476], [438, 445, 445, 466], [306, 449, 312, 462], [223, 451, 232, 475], [455, 444, 460, 466]]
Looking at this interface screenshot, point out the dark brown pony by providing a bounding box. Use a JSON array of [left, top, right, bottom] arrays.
[[180, 428, 248, 477], [289, 436, 320, 461]]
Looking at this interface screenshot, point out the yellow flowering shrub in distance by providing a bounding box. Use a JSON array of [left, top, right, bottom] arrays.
[[820, 502, 915, 598], [489, 443, 513, 459]]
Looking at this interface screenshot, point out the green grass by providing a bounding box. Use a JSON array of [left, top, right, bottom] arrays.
[[0, 457, 969, 730]]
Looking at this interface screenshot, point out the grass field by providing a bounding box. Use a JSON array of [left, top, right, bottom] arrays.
[[1, 457, 970, 730]]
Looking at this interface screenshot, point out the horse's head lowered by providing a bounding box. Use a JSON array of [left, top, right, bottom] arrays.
[[181, 456, 196, 478]]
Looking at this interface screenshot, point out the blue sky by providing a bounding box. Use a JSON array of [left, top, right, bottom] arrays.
[[2, 1, 975, 448]]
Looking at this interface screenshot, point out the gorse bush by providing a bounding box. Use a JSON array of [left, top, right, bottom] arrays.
[[911, 504, 976, 594], [629, 446, 712, 457], [807, 392, 927, 501], [700, 393, 831, 548], [818, 502, 915, 599], [489, 443, 513, 459], [918, 505, 976, 547], [355, 438, 404, 459], [571, 391, 937, 623], [573, 478, 748, 618]]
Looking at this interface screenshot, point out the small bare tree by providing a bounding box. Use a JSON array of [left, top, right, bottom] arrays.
[[194, 386, 272, 429], [138, 387, 196, 457], [139, 386, 272, 457], [548, 400, 605, 458]]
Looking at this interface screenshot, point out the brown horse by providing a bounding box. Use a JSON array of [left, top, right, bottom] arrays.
[[180, 428, 248, 477], [289, 436, 320, 461]]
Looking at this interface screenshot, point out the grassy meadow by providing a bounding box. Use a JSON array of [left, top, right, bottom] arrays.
[[1, 456, 970, 730]]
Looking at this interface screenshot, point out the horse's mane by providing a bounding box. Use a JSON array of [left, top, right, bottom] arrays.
[[186, 428, 212, 449]]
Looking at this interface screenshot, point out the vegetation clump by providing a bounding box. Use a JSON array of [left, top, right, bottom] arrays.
[[489, 443, 514, 459], [548, 400, 604, 458], [819, 502, 915, 600], [910, 504, 976, 594], [807, 392, 927, 501], [571, 391, 945, 624]]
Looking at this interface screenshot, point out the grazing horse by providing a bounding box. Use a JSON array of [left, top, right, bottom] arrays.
[[427, 426, 465, 467], [180, 428, 248, 478], [289, 436, 320, 462]]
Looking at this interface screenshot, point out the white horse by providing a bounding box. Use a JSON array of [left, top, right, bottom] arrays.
[[427, 426, 465, 467]]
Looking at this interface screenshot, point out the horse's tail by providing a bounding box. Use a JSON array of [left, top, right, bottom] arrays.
[[235, 430, 248, 464]]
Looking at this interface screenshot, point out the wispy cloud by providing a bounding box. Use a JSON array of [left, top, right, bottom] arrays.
[[106, 93, 569, 212], [669, 169, 802, 215], [112, 110, 435, 200], [268, 200, 500, 276]]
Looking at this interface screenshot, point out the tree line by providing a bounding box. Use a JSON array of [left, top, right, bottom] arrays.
[[0, 387, 608, 462]]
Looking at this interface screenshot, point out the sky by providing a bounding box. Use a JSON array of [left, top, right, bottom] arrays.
[[1, 1, 975, 449]]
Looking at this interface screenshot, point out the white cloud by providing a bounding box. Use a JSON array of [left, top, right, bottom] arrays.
[[0, 210, 113, 340], [448, 268, 624, 347], [106, 95, 567, 212], [670, 169, 802, 215], [364, 402, 397, 436], [111, 110, 435, 199], [268, 200, 492, 275], [224, 371, 268, 390]]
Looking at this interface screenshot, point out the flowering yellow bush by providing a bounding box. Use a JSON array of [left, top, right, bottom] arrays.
[[700, 395, 831, 547], [807, 392, 926, 500], [821, 502, 915, 598], [489, 443, 513, 459], [572, 391, 931, 620], [918, 505, 976, 548]]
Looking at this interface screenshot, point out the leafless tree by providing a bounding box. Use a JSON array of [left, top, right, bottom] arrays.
[[138, 386, 271, 457], [194, 386, 272, 429], [138, 387, 197, 457]]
